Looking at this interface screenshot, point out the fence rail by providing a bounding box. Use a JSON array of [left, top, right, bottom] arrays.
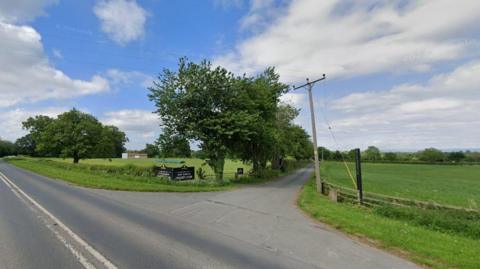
[[322, 181, 479, 213]]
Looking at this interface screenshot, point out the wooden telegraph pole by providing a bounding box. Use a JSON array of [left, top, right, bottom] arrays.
[[293, 75, 326, 193]]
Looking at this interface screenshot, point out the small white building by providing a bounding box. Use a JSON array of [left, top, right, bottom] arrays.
[[122, 153, 148, 159]]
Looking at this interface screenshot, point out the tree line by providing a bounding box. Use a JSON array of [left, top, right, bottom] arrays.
[[318, 146, 480, 163], [148, 58, 313, 181], [10, 109, 128, 163]]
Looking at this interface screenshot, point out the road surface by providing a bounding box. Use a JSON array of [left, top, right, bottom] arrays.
[[0, 161, 421, 269]]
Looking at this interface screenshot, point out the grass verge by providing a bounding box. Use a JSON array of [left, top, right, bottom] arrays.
[[298, 178, 480, 269], [6, 158, 309, 192]]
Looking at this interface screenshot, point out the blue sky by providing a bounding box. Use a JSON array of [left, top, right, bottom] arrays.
[[1, 0, 479, 150]]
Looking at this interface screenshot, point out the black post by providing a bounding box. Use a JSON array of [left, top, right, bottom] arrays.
[[354, 148, 363, 205]]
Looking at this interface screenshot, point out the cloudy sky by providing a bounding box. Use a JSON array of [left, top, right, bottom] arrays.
[[0, 0, 479, 150]]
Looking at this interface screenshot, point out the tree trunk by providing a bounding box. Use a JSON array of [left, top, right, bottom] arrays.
[[73, 152, 80, 164], [207, 150, 225, 183], [271, 155, 281, 170]]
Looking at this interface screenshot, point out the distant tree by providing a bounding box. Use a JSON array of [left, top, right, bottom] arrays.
[[332, 150, 343, 161], [288, 125, 313, 161], [14, 135, 36, 156], [94, 126, 128, 159], [383, 152, 398, 161], [347, 149, 356, 161], [143, 143, 160, 158], [447, 151, 466, 162], [364, 146, 381, 161], [0, 139, 16, 157], [156, 127, 191, 158], [418, 148, 445, 162], [318, 147, 331, 161], [191, 149, 207, 159]]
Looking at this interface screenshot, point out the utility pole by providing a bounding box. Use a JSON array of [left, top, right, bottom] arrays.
[[293, 74, 326, 193]]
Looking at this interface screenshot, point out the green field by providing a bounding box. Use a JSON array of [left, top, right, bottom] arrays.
[[5, 157, 302, 192], [321, 161, 480, 207], [49, 157, 251, 179], [298, 178, 480, 269]]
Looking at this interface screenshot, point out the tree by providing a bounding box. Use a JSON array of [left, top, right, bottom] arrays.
[[149, 58, 257, 181], [156, 128, 191, 158], [94, 126, 128, 159], [232, 70, 289, 173], [446, 151, 465, 162], [0, 139, 16, 157], [15, 135, 36, 156], [45, 109, 104, 163], [21, 115, 55, 156], [142, 143, 160, 158], [418, 148, 445, 162], [364, 146, 381, 161], [383, 152, 398, 161], [318, 147, 331, 161]]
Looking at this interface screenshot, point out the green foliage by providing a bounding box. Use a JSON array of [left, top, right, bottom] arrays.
[[0, 139, 16, 157], [149, 58, 260, 182], [383, 152, 398, 161], [447, 151, 466, 162], [142, 143, 161, 158], [20, 109, 127, 163], [364, 145, 381, 161], [418, 148, 445, 162], [318, 147, 331, 161], [156, 128, 191, 158], [373, 205, 480, 240]]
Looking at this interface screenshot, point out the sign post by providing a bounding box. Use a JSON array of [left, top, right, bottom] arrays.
[[354, 148, 363, 205]]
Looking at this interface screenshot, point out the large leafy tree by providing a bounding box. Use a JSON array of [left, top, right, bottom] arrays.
[[149, 58, 258, 181], [20, 109, 128, 162], [364, 146, 381, 161], [21, 115, 55, 156], [232, 68, 289, 173], [156, 127, 191, 158], [45, 109, 104, 163]]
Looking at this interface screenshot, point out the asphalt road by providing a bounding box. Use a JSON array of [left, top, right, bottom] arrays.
[[0, 161, 421, 269]]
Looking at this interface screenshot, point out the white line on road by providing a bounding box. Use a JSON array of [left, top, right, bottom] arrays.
[[0, 171, 118, 269]]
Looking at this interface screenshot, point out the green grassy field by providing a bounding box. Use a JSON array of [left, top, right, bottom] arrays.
[[321, 161, 480, 207], [298, 178, 480, 269], [50, 157, 250, 179], [5, 157, 299, 192]]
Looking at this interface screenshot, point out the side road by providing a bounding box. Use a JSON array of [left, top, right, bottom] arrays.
[[0, 161, 421, 268]]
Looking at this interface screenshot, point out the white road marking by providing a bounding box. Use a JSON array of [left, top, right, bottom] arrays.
[[0, 171, 118, 269]]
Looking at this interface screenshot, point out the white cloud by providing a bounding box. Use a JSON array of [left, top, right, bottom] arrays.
[[102, 109, 161, 149], [0, 0, 57, 23], [106, 69, 153, 88], [0, 22, 110, 108], [94, 0, 148, 45], [215, 0, 480, 82], [321, 60, 480, 150], [0, 107, 67, 142]]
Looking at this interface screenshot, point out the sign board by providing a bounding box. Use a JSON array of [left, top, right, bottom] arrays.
[[155, 165, 194, 181], [237, 168, 244, 175]]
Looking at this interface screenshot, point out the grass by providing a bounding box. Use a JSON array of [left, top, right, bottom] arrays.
[[321, 161, 480, 208], [298, 178, 480, 269], [7, 158, 234, 192], [49, 157, 250, 180], [6, 157, 307, 192]]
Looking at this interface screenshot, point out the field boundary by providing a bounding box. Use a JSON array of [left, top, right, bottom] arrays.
[[323, 181, 479, 213]]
